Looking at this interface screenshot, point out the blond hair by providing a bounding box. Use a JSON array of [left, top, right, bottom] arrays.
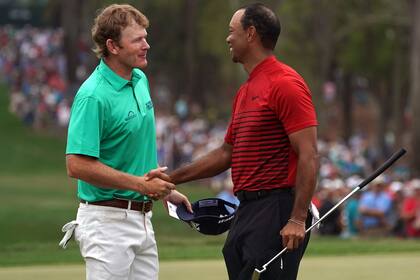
[[91, 4, 149, 58]]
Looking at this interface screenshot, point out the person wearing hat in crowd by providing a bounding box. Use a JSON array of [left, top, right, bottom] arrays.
[[358, 175, 392, 236], [61, 4, 191, 279], [318, 179, 344, 236], [148, 3, 318, 279], [341, 176, 363, 238]]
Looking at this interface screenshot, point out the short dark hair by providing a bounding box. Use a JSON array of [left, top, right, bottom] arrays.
[[240, 3, 281, 50]]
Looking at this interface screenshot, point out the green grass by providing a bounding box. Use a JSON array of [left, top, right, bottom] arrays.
[[0, 84, 66, 175], [1, 254, 420, 280]]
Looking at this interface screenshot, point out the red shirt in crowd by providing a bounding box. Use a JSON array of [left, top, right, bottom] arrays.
[[402, 196, 420, 237]]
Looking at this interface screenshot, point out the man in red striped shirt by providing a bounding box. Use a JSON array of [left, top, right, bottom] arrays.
[[161, 3, 318, 280]]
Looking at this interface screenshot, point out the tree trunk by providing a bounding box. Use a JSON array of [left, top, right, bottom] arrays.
[[410, 0, 420, 176], [184, 0, 197, 102], [61, 0, 82, 85], [377, 81, 391, 158], [391, 41, 404, 149], [312, 0, 336, 136], [342, 73, 353, 143], [80, 0, 102, 73]]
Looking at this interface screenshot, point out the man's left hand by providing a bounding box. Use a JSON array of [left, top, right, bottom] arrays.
[[280, 219, 306, 250], [163, 190, 193, 213]]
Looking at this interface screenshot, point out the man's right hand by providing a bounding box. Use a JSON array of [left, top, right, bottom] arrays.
[[138, 176, 175, 200]]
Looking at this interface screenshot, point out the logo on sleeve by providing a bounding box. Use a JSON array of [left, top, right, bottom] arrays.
[[125, 111, 137, 121], [146, 100, 153, 110]]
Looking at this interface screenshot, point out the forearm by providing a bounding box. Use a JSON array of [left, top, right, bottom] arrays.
[[290, 150, 318, 222], [170, 143, 232, 184], [66, 155, 145, 193]]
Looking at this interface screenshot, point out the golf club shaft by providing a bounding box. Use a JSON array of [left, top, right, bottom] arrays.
[[355, 148, 406, 190], [259, 186, 360, 271], [257, 148, 407, 273]]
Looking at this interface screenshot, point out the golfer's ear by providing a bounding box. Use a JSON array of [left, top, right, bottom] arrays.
[[106, 39, 119, 55], [247, 26, 257, 43]]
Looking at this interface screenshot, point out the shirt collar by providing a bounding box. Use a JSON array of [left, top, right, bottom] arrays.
[[248, 55, 277, 80], [98, 59, 142, 91]]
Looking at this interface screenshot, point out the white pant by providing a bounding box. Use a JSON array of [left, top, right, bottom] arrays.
[[75, 203, 158, 280]]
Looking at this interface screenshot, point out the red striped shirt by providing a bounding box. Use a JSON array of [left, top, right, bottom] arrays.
[[225, 56, 318, 193]]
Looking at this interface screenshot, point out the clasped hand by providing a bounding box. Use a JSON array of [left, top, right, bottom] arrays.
[[142, 166, 175, 200], [144, 167, 192, 213]]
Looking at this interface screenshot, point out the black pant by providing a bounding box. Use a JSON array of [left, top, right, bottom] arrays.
[[222, 191, 311, 280]]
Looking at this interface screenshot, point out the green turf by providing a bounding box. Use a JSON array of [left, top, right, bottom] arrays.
[[1, 254, 420, 280], [0, 84, 66, 175]]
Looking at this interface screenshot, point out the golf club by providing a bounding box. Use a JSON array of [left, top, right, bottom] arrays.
[[252, 148, 407, 280]]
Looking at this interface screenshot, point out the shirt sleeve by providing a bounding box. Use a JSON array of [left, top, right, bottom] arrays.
[[268, 77, 318, 135], [66, 96, 104, 158], [224, 121, 233, 145]]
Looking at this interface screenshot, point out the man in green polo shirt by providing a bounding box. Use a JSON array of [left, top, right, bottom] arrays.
[[61, 4, 191, 280]]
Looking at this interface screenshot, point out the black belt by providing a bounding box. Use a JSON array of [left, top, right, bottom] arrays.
[[236, 188, 293, 203], [80, 199, 153, 213]]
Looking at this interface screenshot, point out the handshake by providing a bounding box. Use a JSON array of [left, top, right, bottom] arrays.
[[140, 166, 192, 212], [141, 166, 174, 199]]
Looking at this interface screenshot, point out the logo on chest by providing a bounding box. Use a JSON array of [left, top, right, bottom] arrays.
[[125, 111, 137, 121]]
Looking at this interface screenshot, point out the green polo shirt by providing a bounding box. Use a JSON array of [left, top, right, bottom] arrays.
[[66, 59, 157, 202]]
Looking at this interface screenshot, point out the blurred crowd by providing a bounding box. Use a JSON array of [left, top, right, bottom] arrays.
[[0, 25, 90, 130], [314, 174, 420, 239], [2, 26, 420, 239], [313, 138, 420, 239], [156, 114, 420, 239]]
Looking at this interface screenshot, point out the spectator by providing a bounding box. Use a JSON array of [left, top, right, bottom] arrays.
[[401, 179, 420, 238], [342, 192, 360, 238], [341, 176, 363, 238], [358, 175, 393, 236], [389, 181, 406, 237], [318, 179, 344, 236]]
